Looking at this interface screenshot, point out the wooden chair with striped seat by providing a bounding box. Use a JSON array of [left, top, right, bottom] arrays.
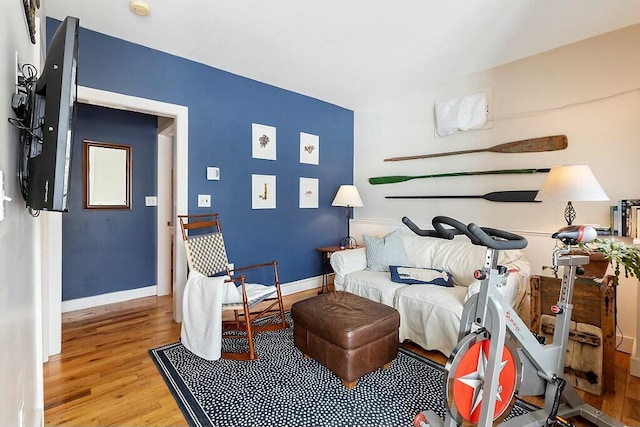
[[178, 213, 288, 360]]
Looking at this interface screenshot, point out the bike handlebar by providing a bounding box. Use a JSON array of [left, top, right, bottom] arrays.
[[403, 216, 528, 250], [402, 216, 456, 239]]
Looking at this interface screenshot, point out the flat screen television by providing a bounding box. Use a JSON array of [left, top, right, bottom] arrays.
[[13, 16, 79, 212]]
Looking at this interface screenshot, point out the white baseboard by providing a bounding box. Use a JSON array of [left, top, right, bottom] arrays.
[[281, 274, 326, 295], [617, 333, 634, 354], [61, 285, 158, 313], [631, 340, 640, 377], [60, 276, 326, 314]]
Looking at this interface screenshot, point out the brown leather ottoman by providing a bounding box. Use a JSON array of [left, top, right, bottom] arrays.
[[291, 291, 400, 389]]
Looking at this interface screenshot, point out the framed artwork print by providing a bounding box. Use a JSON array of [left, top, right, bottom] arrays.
[[252, 174, 276, 209], [299, 177, 319, 209], [252, 123, 277, 160], [300, 132, 319, 165], [83, 140, 132, 210]]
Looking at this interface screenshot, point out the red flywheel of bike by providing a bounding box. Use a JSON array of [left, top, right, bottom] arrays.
[[445, 334, 520, 425]]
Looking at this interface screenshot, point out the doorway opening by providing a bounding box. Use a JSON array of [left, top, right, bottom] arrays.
[[41, 87, 189, 359]]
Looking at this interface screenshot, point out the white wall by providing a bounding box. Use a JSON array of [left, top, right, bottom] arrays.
[[0, 4, 45, 427], [353, 24, 640, 352]]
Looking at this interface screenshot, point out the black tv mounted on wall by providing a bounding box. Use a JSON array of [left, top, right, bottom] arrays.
[[10, 16, 79, 213]]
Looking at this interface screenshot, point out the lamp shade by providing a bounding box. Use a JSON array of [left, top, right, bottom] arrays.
[[535, 165, 608, 202], [332, 185, 364, 207]]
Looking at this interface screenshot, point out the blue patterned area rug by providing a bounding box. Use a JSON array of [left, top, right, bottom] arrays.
[[149, 317, 537, 427]]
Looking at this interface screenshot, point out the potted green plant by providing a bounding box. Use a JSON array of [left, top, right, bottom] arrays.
[[579, 238, 640, 284]]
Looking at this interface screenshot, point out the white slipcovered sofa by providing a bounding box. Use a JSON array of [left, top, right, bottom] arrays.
[[330, 230, 531, 356]]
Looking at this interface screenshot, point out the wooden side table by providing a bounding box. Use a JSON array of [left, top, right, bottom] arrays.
[[316, 246, 356, 294], [530, 274, 616, 395]]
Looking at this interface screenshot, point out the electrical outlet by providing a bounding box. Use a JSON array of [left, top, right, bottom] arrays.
[[228, 263, 234, 276], [197, 194, 211, 208]]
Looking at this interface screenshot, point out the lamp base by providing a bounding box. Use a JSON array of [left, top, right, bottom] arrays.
[[339, 236, 357, 250], [564, 201, 576, 226]]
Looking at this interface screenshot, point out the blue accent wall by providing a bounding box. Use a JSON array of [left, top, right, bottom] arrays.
[[62, 104, 158, 300], [49, 17, 354, 289]]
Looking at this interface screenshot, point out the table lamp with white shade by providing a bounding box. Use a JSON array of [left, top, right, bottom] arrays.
[[535, 165, 609, 226], [332, 185, 363, 249]]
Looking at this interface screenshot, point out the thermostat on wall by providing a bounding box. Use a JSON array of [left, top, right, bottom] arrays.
[[207, 167, 220, 180]]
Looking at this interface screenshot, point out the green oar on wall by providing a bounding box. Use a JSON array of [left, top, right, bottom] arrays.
[[386, 190, 540, 203]]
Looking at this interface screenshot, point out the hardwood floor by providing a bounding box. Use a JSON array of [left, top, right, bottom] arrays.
[[44, 291, 640, 426]]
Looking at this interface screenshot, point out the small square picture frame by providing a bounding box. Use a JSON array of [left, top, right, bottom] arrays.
[[252, 174, 276, 209], [299, 177, 319, 209], [299, 132, 319, 165], [252, 123, 277, 160]]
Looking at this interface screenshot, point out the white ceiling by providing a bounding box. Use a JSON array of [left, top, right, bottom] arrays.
[[45, 0, 640, 110]]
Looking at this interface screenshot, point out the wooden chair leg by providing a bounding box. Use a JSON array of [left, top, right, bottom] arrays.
[[276, 284, 288, 328], [272, 262, 288, 329], [222, 301, 257, 361], [243, 301, 256, 360]]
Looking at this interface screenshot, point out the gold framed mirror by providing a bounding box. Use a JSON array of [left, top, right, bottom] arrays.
[[83, 140, 132, 209]]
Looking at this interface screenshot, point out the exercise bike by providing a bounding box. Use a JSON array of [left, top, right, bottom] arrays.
[[402, 216, 628, 427]]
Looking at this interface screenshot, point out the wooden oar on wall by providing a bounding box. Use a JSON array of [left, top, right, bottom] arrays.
[[383, 135, 567, 162], [369, 167, 550, 185], [386, 190, 540, 203]]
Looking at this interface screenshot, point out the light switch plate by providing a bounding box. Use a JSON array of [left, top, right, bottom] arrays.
[[207, 167, 220, 180], [198, 194, 211, 207], [145, 196, 157, 206]]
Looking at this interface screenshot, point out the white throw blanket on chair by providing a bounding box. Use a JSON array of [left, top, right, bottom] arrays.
[[181, 271, 238, 361]]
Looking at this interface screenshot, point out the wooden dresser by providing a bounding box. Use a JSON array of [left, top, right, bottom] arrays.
[[530, 275, 616, 395]]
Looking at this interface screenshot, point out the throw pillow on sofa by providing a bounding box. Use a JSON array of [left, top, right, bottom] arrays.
[[363, 229, 410, 272], [390, 266, 454, 287]]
